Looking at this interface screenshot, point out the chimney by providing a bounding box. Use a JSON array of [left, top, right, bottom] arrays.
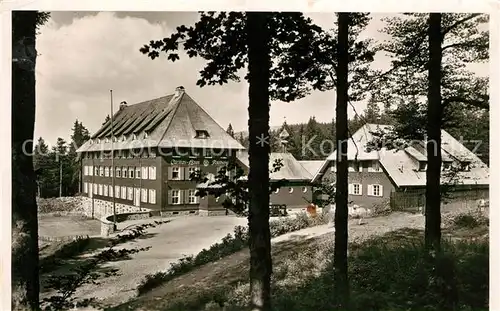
[[175, 86, 185, 97], [119, 101, 127, 110]]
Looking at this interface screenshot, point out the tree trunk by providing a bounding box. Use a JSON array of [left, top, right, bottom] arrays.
[[333, 12, 350, 309], [246, 12, 272, 311], [11, 11, 40, 310], [425, 13, 442, 252]]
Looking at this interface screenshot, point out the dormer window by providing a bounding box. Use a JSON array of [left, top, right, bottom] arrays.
[[89, 139, 93, 145], [460, 161, 471, 171], [105, 137, 109, 143], [442, 162, 452, 171], [96, 138, 101, 144], [121, 135, 126, 142], [132, 134, 137, 140], [418, 162, 427, 171], [144, 132, 148, 139], [195, 130, 209, 139]]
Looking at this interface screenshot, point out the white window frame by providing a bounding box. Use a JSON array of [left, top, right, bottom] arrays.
[[171, 166, 180, 180], [94, 166, 99, 176], [129, 167, 134, 179], [115, 185, 120, 198], [122, 167, 128, 178], [442, 162, 452, 171], [141, 166, 148, 179], [109, 185, 113, 197], [99, 166, 104, 176], [116, 167, 121, 178], [171, 189, 180, 205], [368, 161, 381, 172], [349, 183, 362, 196], [149, 166, 156, 180], [136, 167, 141, 179], [419, 162, 427, 171], [141, 188, 148, 203], [127, 187, 133, 200], [188, 167, 198, 180], [121, 186, 126, 199], [105, 167, 110, 177], [84, 166, 88, 176], [368, 184, 383, 197], [93, 183, 98, 194], [187, 189, 198, 204], [148, 189, 156, 204], [83, 182, 88, 193], [98, 184, 103, 196], [89, 165, 93, 176], [348, 162, 360, 172], [330, 161, 336, 172], [110, 166, 113, 177], [289, 187, 294, 194], [103, 184, 108, 196]]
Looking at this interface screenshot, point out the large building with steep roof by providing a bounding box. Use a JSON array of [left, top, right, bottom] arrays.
[[77, 86, 245, 216]]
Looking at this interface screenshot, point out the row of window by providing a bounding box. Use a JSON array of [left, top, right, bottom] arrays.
[[83, 149, 230, 159], [83, 182, 157, 204], [274, 186, 308, 194], [169, 189, 199, 205], [84, 165, 156, 180], [83, 182, 202, 206], [84, 149, 156, 159], [168, 166, 231, 180], [331, 161, 382, 173], [348, 183, 383, 197]]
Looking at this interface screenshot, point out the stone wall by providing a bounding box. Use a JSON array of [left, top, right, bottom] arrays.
[[38, 196, 152, 236], [161, 210, 199, 217]]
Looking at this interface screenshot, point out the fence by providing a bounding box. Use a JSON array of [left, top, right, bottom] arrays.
[[390, 187, 489, 214]]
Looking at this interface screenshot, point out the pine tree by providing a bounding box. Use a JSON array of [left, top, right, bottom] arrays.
[[332, 13, 351, 308], [140, 12, 375, 308], [226, 123, 235, 138], [378, 13, 488, 253], [12, 10, 50, 310], [364, 95, 381, 123]]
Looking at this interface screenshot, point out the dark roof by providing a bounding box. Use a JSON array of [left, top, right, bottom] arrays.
[[77, 88, 244, 152]]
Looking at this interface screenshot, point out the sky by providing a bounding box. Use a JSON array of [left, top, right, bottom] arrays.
[[34, 11, 487, 146]]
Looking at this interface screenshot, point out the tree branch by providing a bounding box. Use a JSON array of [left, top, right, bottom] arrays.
[[441, 39, 485, 52], [443, 96, 489, 110], [441, 13, 482, 38]]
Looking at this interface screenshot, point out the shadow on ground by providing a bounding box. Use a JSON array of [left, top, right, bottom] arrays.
[[110, 225, 489, 311], [39, 228, 160, 294]]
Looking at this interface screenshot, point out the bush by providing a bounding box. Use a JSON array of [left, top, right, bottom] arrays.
[[137, 212, 329, 295], [450, 213, 489, 229], [40, 237, 90, 273]]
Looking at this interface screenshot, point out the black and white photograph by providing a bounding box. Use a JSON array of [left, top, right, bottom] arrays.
[[3, 2, 497, 310]]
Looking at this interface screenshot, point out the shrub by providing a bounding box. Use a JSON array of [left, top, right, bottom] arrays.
[[40, 237, 90, 273], [450, 213, 489, 229], [137, 212, 329, 295]]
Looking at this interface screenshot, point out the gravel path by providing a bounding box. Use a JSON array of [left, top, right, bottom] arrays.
[[113, 212, 426, 310], [70, 216, 248, 306], [42, 212, 426, 309]]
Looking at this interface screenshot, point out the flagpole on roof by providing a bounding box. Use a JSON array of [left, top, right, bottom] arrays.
[[110, 90, 117, 228]]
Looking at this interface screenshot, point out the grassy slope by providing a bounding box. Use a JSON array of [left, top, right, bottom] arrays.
[[111, 212, 488, 311]]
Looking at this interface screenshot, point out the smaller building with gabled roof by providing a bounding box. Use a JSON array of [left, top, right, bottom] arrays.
[[313, 124, 489, 210]]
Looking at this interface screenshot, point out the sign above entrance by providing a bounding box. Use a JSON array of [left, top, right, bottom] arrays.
[[169, 158, 228, 167]]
